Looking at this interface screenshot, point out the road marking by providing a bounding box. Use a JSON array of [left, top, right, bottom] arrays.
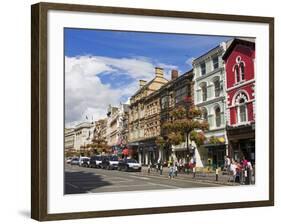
[[86, 183, 169, 189], [149, 182, 180, 189], [137, 174, 221, 187], [66, 182, 79, 189], [128, 175, 150, 180]]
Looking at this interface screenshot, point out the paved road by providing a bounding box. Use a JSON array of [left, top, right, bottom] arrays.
[[65, 164, 222, 194]]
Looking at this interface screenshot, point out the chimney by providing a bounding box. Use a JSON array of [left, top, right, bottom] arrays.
[[155, 67, 164, 77], [139, 80, 147, 88], [171, 69, 179, 80]]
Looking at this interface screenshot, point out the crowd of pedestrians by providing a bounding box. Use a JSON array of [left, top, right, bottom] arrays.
[[148, 155, 254, 185], [224, 156, 254, 185]]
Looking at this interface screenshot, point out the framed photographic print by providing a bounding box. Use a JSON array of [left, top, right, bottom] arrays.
[[31, 2, 274, 221]]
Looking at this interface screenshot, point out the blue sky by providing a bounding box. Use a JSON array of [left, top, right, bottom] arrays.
[[64, 28, 230, 127]]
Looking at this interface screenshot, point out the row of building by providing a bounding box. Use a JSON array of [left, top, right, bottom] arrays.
[[65, 38, 256, 169]]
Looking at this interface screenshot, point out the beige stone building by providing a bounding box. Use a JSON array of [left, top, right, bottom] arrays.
[[106, 105, 119, 147], [93, 118, 107, 143], [64, 122, 95, 153], [128, 67, 168, 164], [64, 128, 75, 152], [144, 91, 161, 140]]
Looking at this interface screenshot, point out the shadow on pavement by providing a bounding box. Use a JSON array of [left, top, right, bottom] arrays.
[[64, 169, 112, 194]]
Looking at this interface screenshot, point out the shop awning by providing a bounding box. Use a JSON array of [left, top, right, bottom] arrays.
[[218, 137, 225, 143]]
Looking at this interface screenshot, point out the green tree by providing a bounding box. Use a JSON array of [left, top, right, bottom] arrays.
[[162, 105, 209, 154], [89, 133, 109, 155]]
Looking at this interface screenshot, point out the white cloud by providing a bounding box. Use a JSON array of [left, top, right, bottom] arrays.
[[65, 55, 178, 127], [185, 57, 195, 68]]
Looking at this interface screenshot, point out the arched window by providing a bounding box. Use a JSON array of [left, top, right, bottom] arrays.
[[200, 82, 207, 102], [215, 106, 221, 127], [233, 56, 246, 83], [238, 98, 247, 122], [214, 79, 220, 97], [234, 64, 240, 83], [240, 62, 245, 80], [235, 92, 248, 123], [201, 107, 208, 121]]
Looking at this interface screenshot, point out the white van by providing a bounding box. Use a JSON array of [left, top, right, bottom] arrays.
[[78, 156, 90, 166]]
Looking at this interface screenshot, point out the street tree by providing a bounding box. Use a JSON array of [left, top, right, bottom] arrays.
[[162, 105, 209, 155]]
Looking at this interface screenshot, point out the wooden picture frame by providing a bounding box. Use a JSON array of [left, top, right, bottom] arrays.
[[31, 2, 274, 221]]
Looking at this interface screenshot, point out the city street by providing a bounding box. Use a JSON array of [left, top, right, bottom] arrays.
[[65, 164, 223, 194]]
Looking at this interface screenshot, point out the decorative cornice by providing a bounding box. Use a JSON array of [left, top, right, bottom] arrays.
[[226, 79, 255, 92], [196, 96, 225, 107], [195, 67, 224, 82]]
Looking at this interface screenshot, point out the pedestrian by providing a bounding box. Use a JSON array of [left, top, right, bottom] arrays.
[[168, 163, 174, 179], [179, 159, 183, 173], [236, 161, 243, 183], [241, 157, 248, 184], [160, 163, 163, 175], [246, 160, 253, 184], [174, 163, 178, 177], [224, 156, 231, 174], [230, 160, 237, 182]]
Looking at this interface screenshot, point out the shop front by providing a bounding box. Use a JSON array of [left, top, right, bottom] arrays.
[[127, 142, 140, 161], [227, 123, 255, 164], [205, 144, 226, 169], [136, 140, 158, 165]]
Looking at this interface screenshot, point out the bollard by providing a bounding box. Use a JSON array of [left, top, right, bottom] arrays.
[[192, 167, 196, 178], [215, 168, 219, 181], [148, 165, 150, 174], [160, 165, 163, 175]]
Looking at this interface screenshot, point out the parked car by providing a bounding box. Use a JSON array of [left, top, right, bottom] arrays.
[[78, 157, 90, 166], [118, 158, 141, 172], [70, 157, 79, 165], [80, 158, 90, 167], [100, 156, 119, 170], [89, 155, 102, 168], [66, 157, 72, 164]]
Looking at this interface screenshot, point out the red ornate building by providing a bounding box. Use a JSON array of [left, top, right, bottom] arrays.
[[222, 38, 255, 164]]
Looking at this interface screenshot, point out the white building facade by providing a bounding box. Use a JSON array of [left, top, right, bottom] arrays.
[[193, 42, 229, 169], [64, 128, 75, 151], [64, 122, 95, 152]]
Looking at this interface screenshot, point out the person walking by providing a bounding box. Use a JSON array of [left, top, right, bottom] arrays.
[[174, 163, 178, 177], [224, 156, 231, 174], [168, 163, 174, 179], [229, 160, 237, 182], [246, 160, 253, 185], [241, 157, 248, 184]]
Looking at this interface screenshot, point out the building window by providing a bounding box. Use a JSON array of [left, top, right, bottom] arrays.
[[212, 56, 219, 70], [175, 86, 187, 104], [200, 62, 206, 75], [233, 56, 246, 83], [215, 107, 221, 127], [161, 96, 168, 109], [234, 64, 240, 83], [240, 62, 245, 80], [214, 79, 220, 97], [239, 102, 247, 122], [235, 92, 248, 124], [200, 83, 207, 102], [201, 107, 208, 121], [187, 82, 192, 97]]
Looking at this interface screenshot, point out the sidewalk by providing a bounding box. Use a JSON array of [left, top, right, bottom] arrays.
[[138, 166, 240, 186]]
